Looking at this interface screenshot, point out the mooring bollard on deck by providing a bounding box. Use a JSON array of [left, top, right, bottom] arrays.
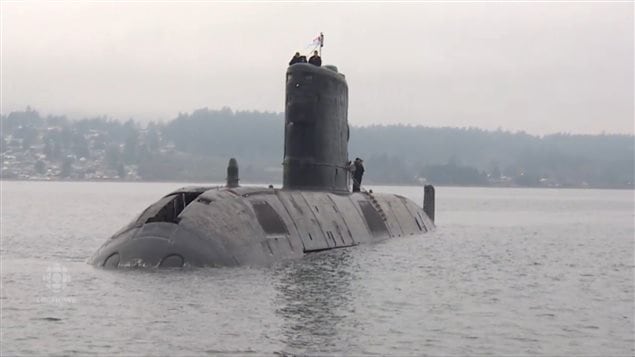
[[424, 184, 435, 223]]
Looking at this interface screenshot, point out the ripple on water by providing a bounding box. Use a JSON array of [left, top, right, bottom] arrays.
[[1, 183, 633, 356]]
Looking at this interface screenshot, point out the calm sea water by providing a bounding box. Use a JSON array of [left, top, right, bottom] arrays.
[[1, 181, 633, 356]]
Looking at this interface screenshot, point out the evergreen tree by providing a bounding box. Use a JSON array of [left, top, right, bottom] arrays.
[[35, 160, 46, 174], [60, 157, 73, 178]]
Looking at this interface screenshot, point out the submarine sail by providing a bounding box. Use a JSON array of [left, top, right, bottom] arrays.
[[89, 63, 435, 268], [284, 64, 349, 191]]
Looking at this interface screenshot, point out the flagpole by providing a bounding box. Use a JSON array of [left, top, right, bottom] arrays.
[[319, 32, 324, 57]]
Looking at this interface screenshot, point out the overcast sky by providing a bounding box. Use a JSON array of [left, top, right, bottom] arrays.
[[2, 1, 633, 134]]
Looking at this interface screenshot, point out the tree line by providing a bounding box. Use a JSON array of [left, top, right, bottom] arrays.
[[1, 107, 633, 188]]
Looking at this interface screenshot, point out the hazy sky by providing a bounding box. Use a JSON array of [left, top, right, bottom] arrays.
[[2, 1, 633, 134]]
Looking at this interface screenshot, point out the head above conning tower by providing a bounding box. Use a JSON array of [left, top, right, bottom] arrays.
[[283, 63, 349, 192]]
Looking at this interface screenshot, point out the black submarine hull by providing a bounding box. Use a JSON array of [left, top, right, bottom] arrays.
[[89, 185, 434, 268]]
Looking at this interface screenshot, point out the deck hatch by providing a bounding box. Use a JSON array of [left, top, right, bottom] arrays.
[[252, 201, 289, 235], [145, 192, 202, 224]]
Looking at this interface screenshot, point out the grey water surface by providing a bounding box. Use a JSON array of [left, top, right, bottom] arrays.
[[1, 181, 633, 356]]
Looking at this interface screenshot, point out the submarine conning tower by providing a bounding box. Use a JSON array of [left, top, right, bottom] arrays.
[[88, 59, 436, 269], [283, 63, 349, 192]]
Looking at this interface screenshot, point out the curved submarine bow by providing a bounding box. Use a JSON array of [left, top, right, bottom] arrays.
[[89, 63, 435, 268]]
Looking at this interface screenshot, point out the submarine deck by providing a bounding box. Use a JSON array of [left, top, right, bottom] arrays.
[[91, 185, 434, 268]]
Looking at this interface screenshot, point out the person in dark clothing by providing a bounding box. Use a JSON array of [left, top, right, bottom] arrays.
[[309, 50, 322, 66], [352, 158, 365, 192], [289, 52, 302, 66]]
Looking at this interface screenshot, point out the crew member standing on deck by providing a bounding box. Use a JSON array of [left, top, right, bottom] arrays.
[[352, 158, 365, 192]]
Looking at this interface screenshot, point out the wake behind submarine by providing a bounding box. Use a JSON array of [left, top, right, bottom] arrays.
[[89, 62, 435, 268]]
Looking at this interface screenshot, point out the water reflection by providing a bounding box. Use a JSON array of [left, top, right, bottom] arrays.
[[274, 248, 359, 354]]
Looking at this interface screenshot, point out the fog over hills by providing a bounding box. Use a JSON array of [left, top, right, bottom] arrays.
[[2, 3, 633, 134], [2, 107, 632, 189]]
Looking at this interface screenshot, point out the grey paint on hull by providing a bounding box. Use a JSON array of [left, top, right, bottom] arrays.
[[89, 63, 435, 268], [88, 185, 434, 268]]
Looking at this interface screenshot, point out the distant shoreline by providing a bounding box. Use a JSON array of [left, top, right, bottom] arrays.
[[3, 108, 632, 191], [1, 178, 632, 190]]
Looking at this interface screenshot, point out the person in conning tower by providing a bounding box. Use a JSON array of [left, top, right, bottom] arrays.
[[289, 52, 307, 66], [352, 158, 365, 192], [309, 50, 322, 66]]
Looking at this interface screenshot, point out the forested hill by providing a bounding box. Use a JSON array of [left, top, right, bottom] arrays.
[[1, 107, 633, 188]]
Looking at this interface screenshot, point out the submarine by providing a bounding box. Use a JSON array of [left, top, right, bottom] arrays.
[[89, 62, 435, 268]]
